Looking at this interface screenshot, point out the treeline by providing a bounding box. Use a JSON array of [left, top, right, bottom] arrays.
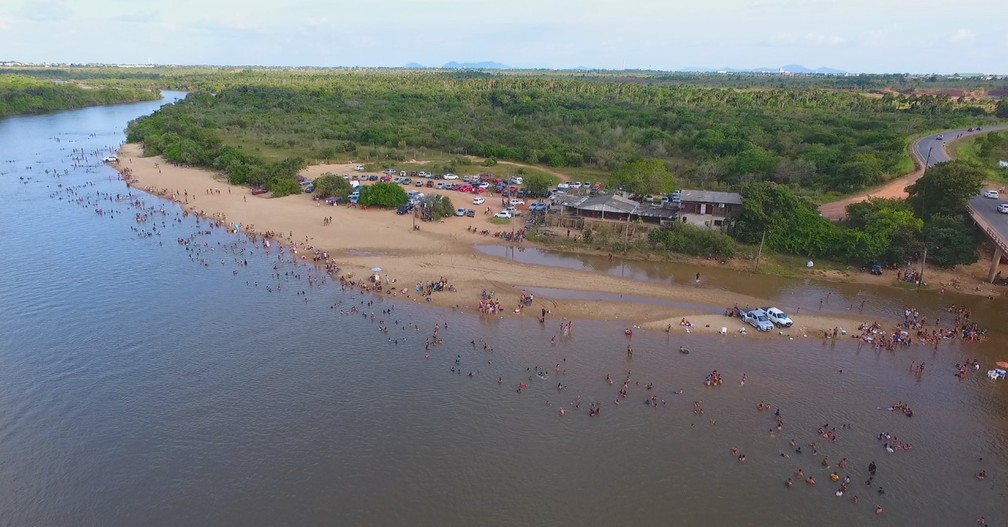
[[729, 161, 986, 268], [0, 74, 159, 118], [124, 69, 998, 197]]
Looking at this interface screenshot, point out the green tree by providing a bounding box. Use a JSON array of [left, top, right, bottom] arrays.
[[996, 98, 1008, 118], [731, 182, 842, 258], [359, 182, 408, 208], [269, 177, 302, 197], [523, 173, 552, 197], [612, 158, 675, 195], [313, 173, 352, 199], [843, 197, 924, 262], [906, 161, 985, 221], [923, 214, 979, 268], [422, 194, 455, 220]]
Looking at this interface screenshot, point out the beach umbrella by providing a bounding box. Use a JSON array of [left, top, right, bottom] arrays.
[[996, 361, 1008, 369], [372, 266, 382, 273]]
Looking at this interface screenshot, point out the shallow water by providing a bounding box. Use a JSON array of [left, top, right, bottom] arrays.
[[0, 96, 1006, 526]]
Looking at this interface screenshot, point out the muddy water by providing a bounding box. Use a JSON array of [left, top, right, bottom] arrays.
[[0, 97, 1006, 526], [476, 244, 1008, 350]]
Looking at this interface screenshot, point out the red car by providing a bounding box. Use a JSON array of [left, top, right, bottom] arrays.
[[380, 175, 392, 182], [251, 187, 268, 195]]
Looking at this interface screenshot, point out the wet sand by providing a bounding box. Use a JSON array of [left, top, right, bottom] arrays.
[[116, 143, 894, 336]]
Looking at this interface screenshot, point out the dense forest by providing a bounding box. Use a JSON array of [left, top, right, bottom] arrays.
[[0, 74, 159, 118], [120, 69, 1001, 198], [7, 66, 1004, 267]]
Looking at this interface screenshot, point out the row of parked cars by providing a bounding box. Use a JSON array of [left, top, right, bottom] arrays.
[[741, 307, 793, 332]]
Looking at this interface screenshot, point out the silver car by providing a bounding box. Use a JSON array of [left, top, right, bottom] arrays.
[[743, 309, 774, 332]]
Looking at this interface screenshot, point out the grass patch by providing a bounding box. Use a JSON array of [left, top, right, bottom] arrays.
[[488, 216, 513, 225], [950, 136, 984, 165]]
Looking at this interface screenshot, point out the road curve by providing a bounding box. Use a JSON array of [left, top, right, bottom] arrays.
[[819, 125, 1008, 220]]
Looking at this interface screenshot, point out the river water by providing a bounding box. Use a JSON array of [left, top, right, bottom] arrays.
[[1, 95, 1006, 526]]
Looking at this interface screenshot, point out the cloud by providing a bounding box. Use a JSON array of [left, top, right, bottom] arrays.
[[949, 28, 975, 43], [17, 0, 71, 22], [756, 32, 848, 47], [110, 11, 160, 24]]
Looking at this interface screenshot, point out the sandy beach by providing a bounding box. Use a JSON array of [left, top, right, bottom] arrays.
[[114, 143, 942, 337]]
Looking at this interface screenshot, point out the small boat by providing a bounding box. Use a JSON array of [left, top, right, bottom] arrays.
[[679, 346, 690, 354]]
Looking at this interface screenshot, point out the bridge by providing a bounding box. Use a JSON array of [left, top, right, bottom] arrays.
[[966, 195, 1008, 282], [910, 125, 1008, 283]]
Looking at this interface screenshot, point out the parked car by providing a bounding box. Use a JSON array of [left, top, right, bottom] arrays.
[[354, 165, 365, 171], [529, 202, 548, 212], [465, 209, 476, 217], [983, 189, 999, 199], [509, 199, 525, 206], [455, 208, 467, 217], [763, 307, 793, 328], [999, 203, 1008, 214], [251, 187, 268, 195], [473, 197, 485, 205], [396, 203, 414, 215], [325, 196, 342, 205], [444, 174, 459, 180], [494, 210, 512, 219], [742, 309, 774, 332]]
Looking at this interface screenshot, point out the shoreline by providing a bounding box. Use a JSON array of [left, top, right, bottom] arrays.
[[113, 142, 979, 337]]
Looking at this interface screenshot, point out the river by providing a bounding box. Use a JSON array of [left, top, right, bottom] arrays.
[[0, 94, 1006, 526]]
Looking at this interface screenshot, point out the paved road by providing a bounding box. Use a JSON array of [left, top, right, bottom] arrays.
[[821, 124, 1008, 220], [968, 193, 1008, 264], [912, 125, 1008, 169]]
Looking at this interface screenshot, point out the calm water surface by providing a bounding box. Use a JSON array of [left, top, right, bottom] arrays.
[[1, 96, 1006, 526]]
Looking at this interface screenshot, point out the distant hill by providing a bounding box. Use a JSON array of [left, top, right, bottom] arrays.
[[442, 61, 510, 70], [403, 62, 425, 69], [678, 64, 846, 75]]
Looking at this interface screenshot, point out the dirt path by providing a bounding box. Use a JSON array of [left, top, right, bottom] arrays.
[[819, 125, 1008, 220], [494, 160, 574, 182], [818, 137, 930, 220]]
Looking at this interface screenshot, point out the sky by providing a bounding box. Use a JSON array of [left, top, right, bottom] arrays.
[[1, 0, 1005, 74]]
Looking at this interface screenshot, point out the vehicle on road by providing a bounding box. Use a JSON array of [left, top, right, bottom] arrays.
[[983, 189, 999, 199], [763, 307, 793, 328], [494, 210, 512, 219], [473, 197, 485, 205], [936, 135, 944, 141], [998, 203, 1008, 214], [742, 309, 774, 332]]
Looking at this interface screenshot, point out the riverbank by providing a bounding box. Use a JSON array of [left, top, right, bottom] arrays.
[[115, 143, 973, 336]]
